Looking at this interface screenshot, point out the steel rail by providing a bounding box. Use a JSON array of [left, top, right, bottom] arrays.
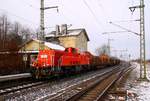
[[66, 68, 123, 101], [65, 63, 130, 101], [0, 81, 45, 96], [39, 63, 124, 101]]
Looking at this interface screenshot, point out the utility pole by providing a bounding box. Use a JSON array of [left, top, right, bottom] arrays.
[[108, 38, 114, 56], [129, 0, 148, 80], [40, 0, 44, 50], [40, 0, 58, 50], [102, 33, 114, 56]]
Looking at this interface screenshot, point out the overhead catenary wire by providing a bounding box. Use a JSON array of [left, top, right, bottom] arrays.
[[102, 31, 129, 34], [95, 0, 110, 21], [21, 0, 40, 11], [0, 8, 38, 28], [110, 19, 140, 23], [54, 4, 71, 23], [59, 0, 86, 27], [82, 0, 104, 29], [58, 1, 71, 23], [59, 2, 73, 21], [109, 21, 140, 36]]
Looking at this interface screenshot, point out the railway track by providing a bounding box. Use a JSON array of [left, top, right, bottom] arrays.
[[1, 62, 131, 101], [0, 73, 35, 95], [65, 63, 131, 101], [99, 62, 136, 100], [67, 72, 121, 101], [36, 70, 115, 101], [0, 69, 109, 96], [0, 65, 117, 101], [35, 63, 129, 101], [0, 73, 33, 90], [0, 81, 44, 95], [0, 73, 46, 98]]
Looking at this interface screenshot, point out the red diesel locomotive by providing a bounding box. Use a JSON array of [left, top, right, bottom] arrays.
[[31, 47, 120, 79]]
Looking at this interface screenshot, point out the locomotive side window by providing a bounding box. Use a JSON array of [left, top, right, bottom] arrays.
[[30, 55, 37, 61], [64, 48, 77, 53], [72, 48, 77, 54], [30, 55, 37, 65], [65, 48, 69, 52]]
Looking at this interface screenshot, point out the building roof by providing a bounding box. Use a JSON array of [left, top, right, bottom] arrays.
[[20, 39, 65, 51], [45, 28, 90, 41], [44, 41, 65, 50]]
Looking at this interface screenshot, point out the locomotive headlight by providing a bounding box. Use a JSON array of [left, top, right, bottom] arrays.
[[41, 55, 48, 58]]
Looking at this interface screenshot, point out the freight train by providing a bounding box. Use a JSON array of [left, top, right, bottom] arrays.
[[31, 47, 120, 79]]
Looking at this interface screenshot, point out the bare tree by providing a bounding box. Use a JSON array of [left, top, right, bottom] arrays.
[[0, 15, 9, 51], [0, 14, 36, 52]]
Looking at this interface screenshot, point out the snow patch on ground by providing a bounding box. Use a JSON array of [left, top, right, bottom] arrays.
[[126, 62, 150, 101]]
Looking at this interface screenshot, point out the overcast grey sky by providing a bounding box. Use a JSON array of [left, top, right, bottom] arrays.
[[0, 0, 150, 59]]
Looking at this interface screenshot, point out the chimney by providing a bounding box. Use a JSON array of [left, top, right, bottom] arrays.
[[55, 25, 60, 36], [61, 24, 67, 35]]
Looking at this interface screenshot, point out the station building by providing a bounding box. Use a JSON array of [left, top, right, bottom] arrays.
[[19, 39, 65, 52], [45, 24, 90, 52]]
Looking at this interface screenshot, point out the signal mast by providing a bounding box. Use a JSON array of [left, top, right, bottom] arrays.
[[129, 0, 148, 80]]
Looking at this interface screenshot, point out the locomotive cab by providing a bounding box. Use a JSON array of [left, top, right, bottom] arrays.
[[65, 47, 78, 54]]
